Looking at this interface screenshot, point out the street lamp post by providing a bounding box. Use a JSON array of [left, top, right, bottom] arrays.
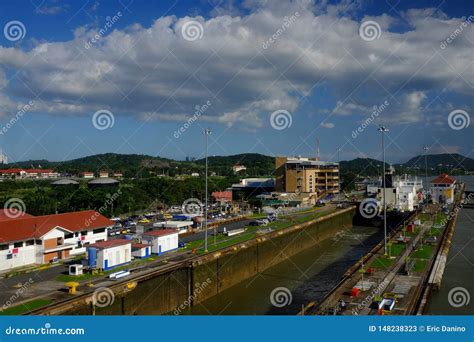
[[204, 128, 212, 252], [378, 125, 389, 255], [423, 146, 429, 204]]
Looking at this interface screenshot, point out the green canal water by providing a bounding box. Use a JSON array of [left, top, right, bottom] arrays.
[[180, 225, 381, 315]]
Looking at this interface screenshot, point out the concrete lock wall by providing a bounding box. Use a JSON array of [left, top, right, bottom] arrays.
[[42, 208, 355, 315], [192, 208, 355, 304]]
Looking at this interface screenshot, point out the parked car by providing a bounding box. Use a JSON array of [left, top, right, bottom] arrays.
[[138, 218, 150, 224], [178, 241, 186, 248]]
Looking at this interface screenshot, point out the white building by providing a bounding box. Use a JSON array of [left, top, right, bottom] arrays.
[[232, 165, 247, 173], [131, 243, 151, 258], [430, 173, 456, 204], [141, 229, 179, 255], [0, 151, 7, 164], [87, 239, 132, 270], [0, 210, 112, 273]]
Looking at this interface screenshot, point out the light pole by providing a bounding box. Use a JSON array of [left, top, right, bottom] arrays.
[[378, 125, 389, 255], [337, 147, 342, 205], [204, 128, 212, 252], [423, 146, 429, 204]]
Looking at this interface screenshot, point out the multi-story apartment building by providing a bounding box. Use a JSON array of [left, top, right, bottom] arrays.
[[0, 210, 113, 272], [275, 156, 339, 196]]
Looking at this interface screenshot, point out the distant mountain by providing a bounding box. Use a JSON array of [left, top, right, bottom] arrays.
[[3, 152, 473, 178], [339, 158, 389, 176], [194, 153, 275, 176], [400, 153, 474, 172]]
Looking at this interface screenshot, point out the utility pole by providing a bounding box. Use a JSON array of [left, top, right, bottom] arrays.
[[423, 146, 429, 204], [204, 128, 212, 252], [378, 125, 389, 255]]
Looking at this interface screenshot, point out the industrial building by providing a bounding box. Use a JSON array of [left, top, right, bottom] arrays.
[[230, 178, 275, 200], [141, 229, 179, 255], [0, 210, 112, 272], [131, 243, 151, 258], [87, 239, 132, 270], [275, 156, 339, 197]]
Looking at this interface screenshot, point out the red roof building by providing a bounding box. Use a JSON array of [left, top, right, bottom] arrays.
[[0, 209, 34, 222], [212, 191, 232, 203], [0, 210, 113, 244], [89, 239, 131, 249], [431, 173, 456, 185]]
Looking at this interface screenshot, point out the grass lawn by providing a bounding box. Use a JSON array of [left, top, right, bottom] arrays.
[[184, 208, 337, 254], [388, 243, 405, 257], [428, 227, 443, 236], [0, 298, 52, 315], [413, 259, 428, 273], [411, 245, 433, 259], [371, 256, 395, 269]]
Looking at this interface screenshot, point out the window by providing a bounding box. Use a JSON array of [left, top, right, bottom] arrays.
[[93, 228, 106, 234], [25, 240, 35, 246], [65, 233, 74, 239], [14, 242, 23, 248], [0, 244, 8, 251], [81, 231, 87, 236], [35, 240, 42, 245]]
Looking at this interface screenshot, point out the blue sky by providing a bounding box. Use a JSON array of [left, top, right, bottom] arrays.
[[0, 0, 472, 164]]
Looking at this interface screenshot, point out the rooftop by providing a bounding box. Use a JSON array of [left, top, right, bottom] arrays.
[[431, 173, 456, 185], [89, 239, 131, 249], [142, 229, 178, 237], [0, 210, 113, 243]]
